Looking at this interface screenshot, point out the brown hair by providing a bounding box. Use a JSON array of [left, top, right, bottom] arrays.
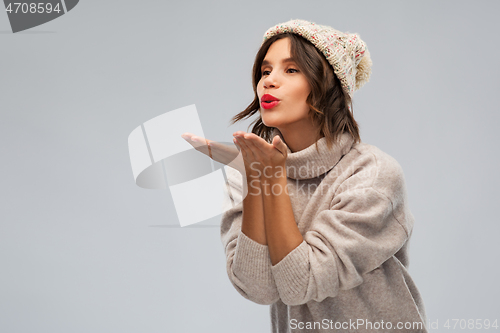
[[229, 32, 361, 151]]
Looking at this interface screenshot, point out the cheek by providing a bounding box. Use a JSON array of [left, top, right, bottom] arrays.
[[293, 79, 310, 100], [296, 86, 310, 104], [301, 84, 311, 103]]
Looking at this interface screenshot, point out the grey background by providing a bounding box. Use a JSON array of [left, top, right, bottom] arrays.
[[1, 0, 499, 332]]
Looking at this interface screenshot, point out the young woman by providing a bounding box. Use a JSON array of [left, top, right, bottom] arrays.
[[182, 19, 427, 333]]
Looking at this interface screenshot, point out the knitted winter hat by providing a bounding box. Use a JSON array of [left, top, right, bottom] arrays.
[[262, 19, 372, 98]]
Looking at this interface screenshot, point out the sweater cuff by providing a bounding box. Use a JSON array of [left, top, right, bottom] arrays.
[[233, 231, 274, 282], [271, 240, 309, 297]]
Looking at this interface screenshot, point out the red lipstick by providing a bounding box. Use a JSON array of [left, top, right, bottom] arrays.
[[261, 94, 280, 109]]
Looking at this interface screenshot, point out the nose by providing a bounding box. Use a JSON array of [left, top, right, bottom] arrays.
[[262, 71, 279, 89]]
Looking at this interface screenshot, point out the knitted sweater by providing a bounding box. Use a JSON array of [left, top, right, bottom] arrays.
[[220, 128, 428, 333]]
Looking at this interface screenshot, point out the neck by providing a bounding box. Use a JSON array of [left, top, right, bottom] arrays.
[[277, 126, 322, 153], [271, 127, 355, 180]]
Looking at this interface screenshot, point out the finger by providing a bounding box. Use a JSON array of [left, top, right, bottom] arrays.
[[181, 132, 199, 142], [243, 134, 267, 156], [233, 137, 247, 158], [182, 132, 216, 147], [181, 133, 199, 146], [234, 135, 248, 151], [183, 134, 214, 149], [182, 133, 205, 148], [236, 135, 256, 154], [238, 136, 264, 171], [182, 133, 219, 161], [232, 131, 246, 137], [235, 136, 253, 160], [192, 135, 210, 145]]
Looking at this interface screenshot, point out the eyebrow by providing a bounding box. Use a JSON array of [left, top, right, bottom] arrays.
[[261, 57, 297, 67]]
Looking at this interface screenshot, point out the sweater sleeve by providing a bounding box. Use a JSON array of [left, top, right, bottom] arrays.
[[270, 160, 411, 306], [220, 167, 280, 305]]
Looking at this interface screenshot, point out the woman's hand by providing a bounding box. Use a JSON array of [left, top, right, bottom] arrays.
[[181, 132, 246, 176], [232, 131, 289, 180]]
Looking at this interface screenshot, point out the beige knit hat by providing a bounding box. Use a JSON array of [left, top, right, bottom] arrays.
[[262, 19, 372, 98]]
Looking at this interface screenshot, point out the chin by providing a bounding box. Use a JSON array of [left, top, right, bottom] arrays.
[[261, 116, 282, 128], [261, 111, 283, 127]]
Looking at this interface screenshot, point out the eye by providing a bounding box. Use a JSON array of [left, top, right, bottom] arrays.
[[262, 70, 271, 76], [287, 68, 299, 73]]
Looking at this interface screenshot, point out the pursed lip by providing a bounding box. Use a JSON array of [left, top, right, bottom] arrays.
[[261, 94, 279, 102]]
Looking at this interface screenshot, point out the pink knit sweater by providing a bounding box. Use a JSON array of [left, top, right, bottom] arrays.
[[220, 128, 428, 332]]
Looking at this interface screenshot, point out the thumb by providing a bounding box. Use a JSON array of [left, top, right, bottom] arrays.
[[273, 135, 288, 156]]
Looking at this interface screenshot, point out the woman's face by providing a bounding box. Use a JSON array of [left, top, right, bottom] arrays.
[[257, 37, 312, 132]]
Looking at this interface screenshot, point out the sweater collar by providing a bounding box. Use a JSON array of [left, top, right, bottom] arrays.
[[272, 128, 355, 180]]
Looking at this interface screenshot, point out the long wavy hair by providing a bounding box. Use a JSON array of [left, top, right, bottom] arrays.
[[229, 32, 361, 151]]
